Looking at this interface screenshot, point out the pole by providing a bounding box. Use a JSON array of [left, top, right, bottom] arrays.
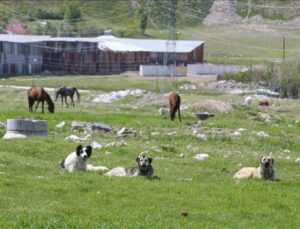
[[283, 33, 286, 62]]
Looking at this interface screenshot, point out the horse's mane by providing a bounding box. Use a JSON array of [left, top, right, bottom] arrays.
[[43, 88, 54, 108]]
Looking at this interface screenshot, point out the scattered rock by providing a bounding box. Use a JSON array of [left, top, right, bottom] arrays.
[[180, 84, 197, 90], [117, 127, 136, 137], [194, 112, 215, 121], [194, 154, 209, 161], [0, 122, 6, 129], [197, 134, 208, 141], [105, 140, 127, 148], [56, 121, 65, 128], [178, 153, 185, 158], [256, 131, 269, 138], [151, 132, 160, 136], [92, 89, 144, 103], [158, 107, 169, 115], [71, 121, 112, 132], [64, 134, 91, 141], [90, 141, 102, 149], [181, 211, 188, 217], [160, 144, 175, 151], [295, 158, 300, 163]]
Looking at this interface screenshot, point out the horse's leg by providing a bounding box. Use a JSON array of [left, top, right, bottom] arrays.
[[35, 101, 40, 112], [64, 96, 69, 107], [41, 101, 44, 113], [28, 99, 34, 112], [61, 95, 64, 106], [70, 95, 75, 107], [178, 106, 181, 122]]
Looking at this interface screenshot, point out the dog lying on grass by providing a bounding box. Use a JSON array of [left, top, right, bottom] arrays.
[[61, 144, 108, 172], [234, 156, 275, 181], [104, 154, 154, 177]]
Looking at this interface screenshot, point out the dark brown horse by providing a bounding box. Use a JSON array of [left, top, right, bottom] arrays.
[[169, 92, 181, 122], [28, 87, 55, 113], [55, 86, 80, 107]]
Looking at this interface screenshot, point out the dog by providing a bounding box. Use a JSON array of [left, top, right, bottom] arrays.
[[234, 156, 275, 181], [61, 144, 108, 172], [104, 154, 154, 177]]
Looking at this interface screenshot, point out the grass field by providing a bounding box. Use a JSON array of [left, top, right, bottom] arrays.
[[0, 75, 299, 228]]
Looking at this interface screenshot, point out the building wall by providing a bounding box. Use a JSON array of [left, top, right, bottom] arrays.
[[0, 41, 43, 76], [0, 40, 204, 76]]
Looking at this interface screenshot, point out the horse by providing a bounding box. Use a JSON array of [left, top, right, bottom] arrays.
[[28, 87, 55, 113], [55, 86, 80, 107], [169, 92, 181, 122]]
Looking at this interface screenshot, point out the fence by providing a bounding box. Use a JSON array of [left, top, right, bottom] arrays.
[[187, 63, 240, 76]]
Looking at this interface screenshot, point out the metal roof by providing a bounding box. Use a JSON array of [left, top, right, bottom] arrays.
[[0, 34, 204, 53]]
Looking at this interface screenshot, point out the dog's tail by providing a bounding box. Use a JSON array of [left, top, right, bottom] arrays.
[[221, 168, 237, 174], [60, 159, 65, 169]]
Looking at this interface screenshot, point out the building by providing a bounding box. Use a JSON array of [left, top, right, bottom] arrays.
[[0, 33, 204, 76]]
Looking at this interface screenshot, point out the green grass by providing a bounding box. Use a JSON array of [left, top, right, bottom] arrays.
[[0, 75, 299, 228]]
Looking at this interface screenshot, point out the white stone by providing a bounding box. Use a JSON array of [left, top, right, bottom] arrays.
[[90, 141, 102, 149], [256, 131, 269, 138], [56, 121, 65, 128], [194, 154, 209, 161]]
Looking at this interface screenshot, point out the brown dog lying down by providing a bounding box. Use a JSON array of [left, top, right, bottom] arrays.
[[104, 155, 154, 177], [234, 156, 275, 181]]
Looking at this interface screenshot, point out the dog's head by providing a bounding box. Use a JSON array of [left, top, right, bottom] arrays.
[[76, 145, 92, 160], [136, 155, 152, 171], [260, 156, 274, 169]]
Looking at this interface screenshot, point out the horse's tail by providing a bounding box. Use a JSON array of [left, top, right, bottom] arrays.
[[74, 87, 80, 103], [173, 94, 181, 122]]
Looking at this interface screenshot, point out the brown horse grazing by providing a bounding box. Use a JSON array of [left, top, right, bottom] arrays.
[[55, 86, 80, 107], [28, 87, 55, 113], [169, 92, 181, 122]]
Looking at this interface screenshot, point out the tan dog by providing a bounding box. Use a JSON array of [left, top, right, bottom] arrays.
[[234, 156, 275, 181]]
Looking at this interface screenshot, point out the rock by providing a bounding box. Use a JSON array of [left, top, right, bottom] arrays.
[[197, 134, 208, 141], [64, 134, 91, 141], [0, 122, 6, 129], [256, 131, 269, 138], [56, 121, 65, 128], [158, 107, 169, 115], [105, 140, 127, 148], [194, 112, 215, 121], [71, 121, 112, 132], [90, 141, 102, 149], [194, 154, 209, 161], [117, 127, 136, 137], [295, 158, 300, 163]]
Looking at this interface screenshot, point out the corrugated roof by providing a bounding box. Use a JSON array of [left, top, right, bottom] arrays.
[[0, 34, 204, 53], [0, 34, 51, 43]]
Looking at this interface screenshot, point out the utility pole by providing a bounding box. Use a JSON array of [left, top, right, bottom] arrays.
[[283, 33, 286, 62], [164, 0, 177, 91]]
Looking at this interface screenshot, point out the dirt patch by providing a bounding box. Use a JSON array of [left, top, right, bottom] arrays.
[[197, 99, 233, 113]]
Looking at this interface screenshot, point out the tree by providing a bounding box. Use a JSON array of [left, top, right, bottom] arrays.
[[137, 0, 148, 35]]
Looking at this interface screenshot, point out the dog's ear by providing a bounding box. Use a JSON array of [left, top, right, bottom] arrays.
[[148, 157, 152, 164], [76, 145, 83, 156], [260, 156, 264, 163], [86, 146, 92, 157], [136, 156, 140, 163]]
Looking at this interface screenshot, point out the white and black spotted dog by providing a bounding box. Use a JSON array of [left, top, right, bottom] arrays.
[[61, 144, 108, 172], [104, 154, 154, 177]]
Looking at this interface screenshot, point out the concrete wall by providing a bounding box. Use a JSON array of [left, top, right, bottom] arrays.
[[139, 64, 186, 77], [187, 63, 240, 76]]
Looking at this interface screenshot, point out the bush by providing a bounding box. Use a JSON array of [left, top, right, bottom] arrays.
[[278, 58, 300, 98], [36, 8, 64, 20], [63, 4, 81, 21]]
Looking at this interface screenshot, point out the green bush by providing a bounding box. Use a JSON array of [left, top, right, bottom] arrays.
[[36, 8, 64, 20]]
